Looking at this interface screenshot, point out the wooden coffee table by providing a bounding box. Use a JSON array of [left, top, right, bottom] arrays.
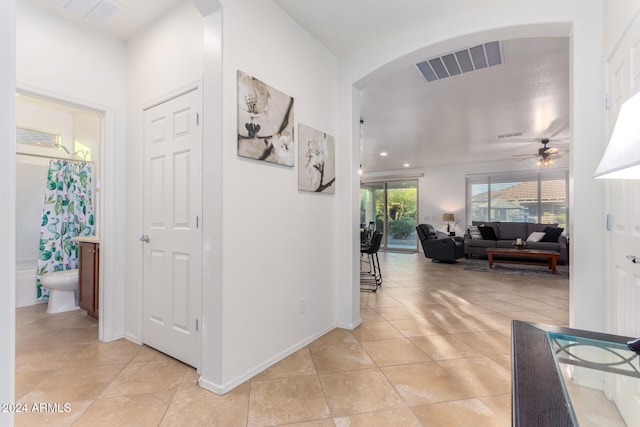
[[486, 248, 560, 274]]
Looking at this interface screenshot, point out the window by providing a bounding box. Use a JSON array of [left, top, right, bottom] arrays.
[[467, 170, 568, 228]]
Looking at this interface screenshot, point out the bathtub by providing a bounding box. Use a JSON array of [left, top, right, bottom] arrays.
[[16, 260, 46, 308]]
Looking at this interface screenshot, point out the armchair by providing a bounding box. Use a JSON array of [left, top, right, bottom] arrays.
[[416, 224, 465, 263]]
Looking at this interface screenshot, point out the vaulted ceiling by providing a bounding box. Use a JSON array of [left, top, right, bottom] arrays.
[[358, 37, 569, 172]]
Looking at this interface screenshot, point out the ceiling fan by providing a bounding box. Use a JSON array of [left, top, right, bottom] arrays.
[[512, 138, 569, 167]]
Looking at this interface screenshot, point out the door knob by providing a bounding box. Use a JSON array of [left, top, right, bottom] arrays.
[[626, 255, 639, 264], [140, 234, 150, 243]]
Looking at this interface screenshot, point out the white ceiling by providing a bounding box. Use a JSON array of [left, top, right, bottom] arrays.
[[27, 0, 571, 172], [31, 0, 182, 40], [273, 0, 491, 57], [359, 37, 570, 171]]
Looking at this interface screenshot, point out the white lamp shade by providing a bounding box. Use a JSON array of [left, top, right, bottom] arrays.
[[595, 91, 640, 179]]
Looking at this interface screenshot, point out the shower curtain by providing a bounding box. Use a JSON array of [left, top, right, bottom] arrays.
[[37, 160, 94, 299]]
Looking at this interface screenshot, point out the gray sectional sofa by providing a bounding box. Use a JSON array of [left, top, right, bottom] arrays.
[[464, 221, 568, 264]]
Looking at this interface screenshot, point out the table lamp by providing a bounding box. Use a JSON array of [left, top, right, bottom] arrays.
[[442, 213, 455, 234]]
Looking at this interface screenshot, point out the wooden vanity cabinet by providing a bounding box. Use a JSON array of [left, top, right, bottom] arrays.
[[78, 242, 99, 319]]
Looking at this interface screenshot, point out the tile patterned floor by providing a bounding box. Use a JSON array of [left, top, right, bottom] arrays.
[[14, 252, 569, 426]]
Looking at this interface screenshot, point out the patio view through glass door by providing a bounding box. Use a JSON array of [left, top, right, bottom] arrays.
[[360, 180, 418, 251]]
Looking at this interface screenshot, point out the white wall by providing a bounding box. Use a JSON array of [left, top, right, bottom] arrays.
[[125, 0, 205, 343], [16, 0, 128, 340], [201, 0, 339, 391], [336, 0, 605, 332], [567, 3, 606, 332], [16, 102, 73, 149], [14, 156, 55, 267], [125, 0, 339, 392], [15, 158, 48, 307], [0, 0, 16, 424]]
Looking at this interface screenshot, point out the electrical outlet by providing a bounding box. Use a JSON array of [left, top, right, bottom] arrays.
[[298, 297, 306, 314]]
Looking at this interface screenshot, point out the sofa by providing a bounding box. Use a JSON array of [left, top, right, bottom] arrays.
[[464, 221, 568, 264], [416, 224, 465, 263]]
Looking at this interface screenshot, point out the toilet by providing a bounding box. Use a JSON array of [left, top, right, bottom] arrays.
[[40, 269, 79, 314]]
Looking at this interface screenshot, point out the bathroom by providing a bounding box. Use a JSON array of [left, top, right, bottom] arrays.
[[15, 92, 102, 311]]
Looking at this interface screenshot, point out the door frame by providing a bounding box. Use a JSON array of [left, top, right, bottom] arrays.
[[138, 80, 204, 369]]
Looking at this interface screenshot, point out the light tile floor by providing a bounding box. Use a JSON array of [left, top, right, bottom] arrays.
[[15, 252, 569, 426]]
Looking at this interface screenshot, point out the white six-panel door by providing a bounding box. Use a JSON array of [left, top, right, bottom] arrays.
[[142, 88, 202, 368]]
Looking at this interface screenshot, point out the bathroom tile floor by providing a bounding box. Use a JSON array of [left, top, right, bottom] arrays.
[[14, 252, 569, 426]]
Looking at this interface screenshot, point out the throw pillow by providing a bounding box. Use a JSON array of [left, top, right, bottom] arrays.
[[540, 226, 564, 242], [526, 231, 546, 242], [468, 225, 482, 239], [478, 225, 498, 241]]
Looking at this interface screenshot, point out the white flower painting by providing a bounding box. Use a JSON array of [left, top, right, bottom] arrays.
[[237, 70, 295, 166], [298, 123, 335, 194]]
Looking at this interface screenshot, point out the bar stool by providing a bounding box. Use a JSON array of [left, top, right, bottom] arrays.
[[360, 231, 383, 292]]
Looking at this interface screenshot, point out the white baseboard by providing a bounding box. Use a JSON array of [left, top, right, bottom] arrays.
[[336, 318, 361, 330], [16, 298, 46, 309], [198, 323, 337, 395], [122, 332, 141, 345]]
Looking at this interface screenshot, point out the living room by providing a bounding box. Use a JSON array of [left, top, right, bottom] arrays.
[[343, 20, 607, 371], [358, 35, 570, 253]]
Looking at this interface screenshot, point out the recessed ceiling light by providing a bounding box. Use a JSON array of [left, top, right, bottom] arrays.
[[379, 152, 388, 157], [403, 163, 410, 167]]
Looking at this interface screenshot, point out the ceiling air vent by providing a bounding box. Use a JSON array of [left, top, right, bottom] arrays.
[[496, 132, 523, 139], [46, 0, 125, 25], [416, 41, 503, 83]]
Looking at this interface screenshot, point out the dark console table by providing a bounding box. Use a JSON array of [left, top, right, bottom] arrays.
[[511, 321, 639, 426]]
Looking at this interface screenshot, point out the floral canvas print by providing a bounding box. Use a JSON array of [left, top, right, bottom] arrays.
[[237, 70, 294, 166], [298, 123, 335, 193]]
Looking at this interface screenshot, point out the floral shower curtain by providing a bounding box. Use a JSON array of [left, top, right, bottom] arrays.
[[37, 160, 94, 299]]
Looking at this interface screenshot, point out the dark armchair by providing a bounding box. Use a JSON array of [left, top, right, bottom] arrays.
[[416, 224, 465, 263]]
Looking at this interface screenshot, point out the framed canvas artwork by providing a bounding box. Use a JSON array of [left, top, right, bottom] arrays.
[[298, 123, 335, 193], [237, 70, 295, 166]]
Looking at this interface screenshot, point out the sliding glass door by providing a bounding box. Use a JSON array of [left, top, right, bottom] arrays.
[[360, 180, 418, 251]]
